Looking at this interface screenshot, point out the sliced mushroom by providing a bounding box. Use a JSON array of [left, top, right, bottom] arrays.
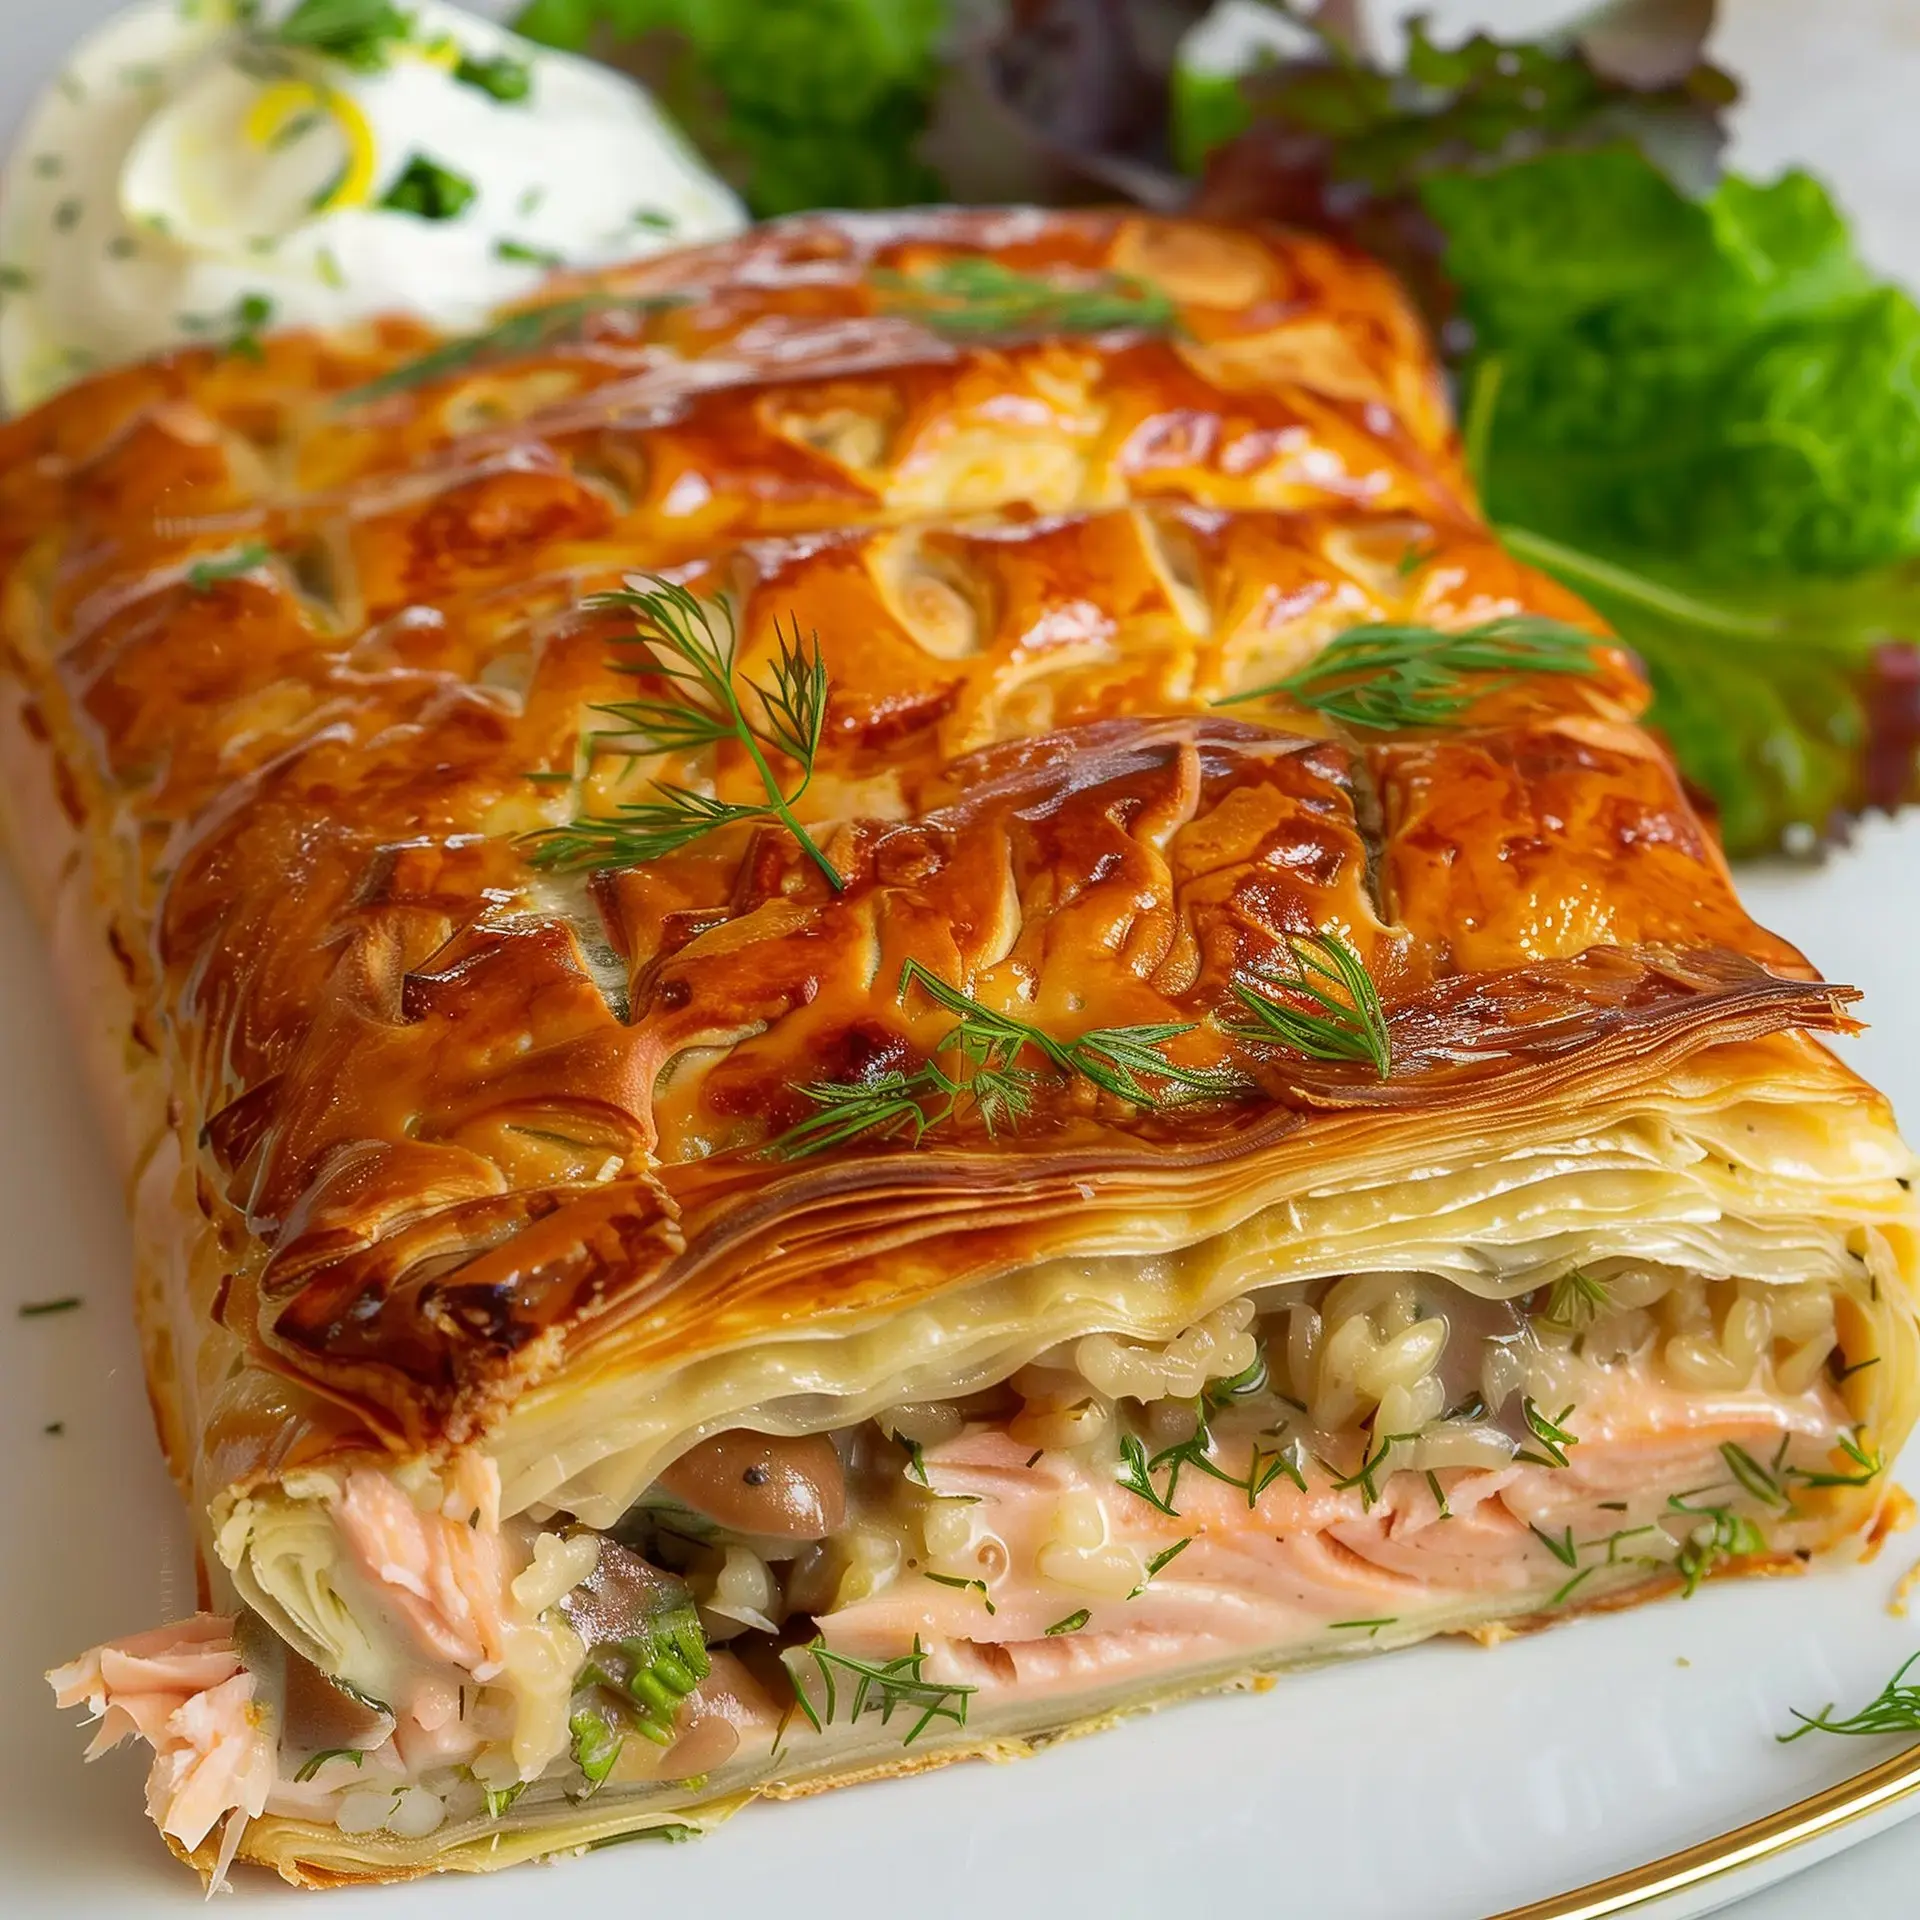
[[556, 1534, 700, 1651], [233, 1609, 393, 1757], [657, 1430, 847, 1538]]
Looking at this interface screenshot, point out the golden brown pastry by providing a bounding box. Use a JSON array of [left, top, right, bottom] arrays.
[[4, 209, 1913, 1886]]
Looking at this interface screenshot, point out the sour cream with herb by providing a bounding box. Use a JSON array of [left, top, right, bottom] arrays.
[[0, 0, 745, 410]]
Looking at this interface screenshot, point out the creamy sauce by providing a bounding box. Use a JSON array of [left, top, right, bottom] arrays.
[[0, 0, 745, 411]]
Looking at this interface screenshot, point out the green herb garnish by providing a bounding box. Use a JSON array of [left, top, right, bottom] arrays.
[[925, 1572, 996, 1615], [272, 0, 411, 70], [455, 53, 533, 103], [570, 1581, 711, 1751], [783, 1636, 976, 1747], [186, 543, 272, 593], [1225, 931, 1391, 1079], [339, 290, 681, 403], [772, 958, 1239, 1159], [1328, 1429, 1423, 1509], [18, 1297, 81, 1317], [1720, 1439, 1794, 1510], [588, 1821, 699, 1849], [481, 1779, 526, 1819], [1514, 1398, 1580, 1471], [1202, 1354, 1270, 1412], [567, 1703, 624, 1797], [1045, 1609, 1091, 1636], [1143, 1538, 1191, 1580], [873, 257, 1175, 338], [495, 238, 564, 269], [1538, 1269, 1611, 1333], [1116, 1432, 1182, 1518], [1219, 616, 1598, 732], [1781, 1654, 1920, 1744], [292, 1747, 365, 1783], [1668, 1494, 1766, 1597], [1331, 1618, 1396, 1636], [378, 154, 478, 222], [521, 577, 842, 889], [1790, 1426, 1885, 1489], [1531, 1523, 1579, 1570], [181, 292, 274, 360]]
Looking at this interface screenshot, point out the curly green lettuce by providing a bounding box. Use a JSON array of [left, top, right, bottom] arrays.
[[514, 0, 946, 215]]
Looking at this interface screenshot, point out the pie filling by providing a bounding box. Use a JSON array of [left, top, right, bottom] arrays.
[[56, 1261, 1884, 1869]]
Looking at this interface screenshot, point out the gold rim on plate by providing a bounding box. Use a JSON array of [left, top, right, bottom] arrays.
[[1490, 1739, 1920, 1919]]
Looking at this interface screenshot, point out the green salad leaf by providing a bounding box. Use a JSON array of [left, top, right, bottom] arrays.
[[1430, 145, 1920, 848], [1175, 4, 1920, 855], [514, 0, 947, 215]]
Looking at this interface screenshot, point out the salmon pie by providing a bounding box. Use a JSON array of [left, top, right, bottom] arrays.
[[4, 209, 1915, 1884]]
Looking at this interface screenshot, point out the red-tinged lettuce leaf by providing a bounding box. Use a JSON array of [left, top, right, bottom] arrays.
[[1185, 0, 1736, 316], [929, 0, 1209, 209]]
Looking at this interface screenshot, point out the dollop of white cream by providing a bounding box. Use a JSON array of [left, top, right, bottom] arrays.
[[0, 0, 746, 411]]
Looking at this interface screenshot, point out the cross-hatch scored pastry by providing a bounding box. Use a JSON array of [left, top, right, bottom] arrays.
[[4, 208, 1915, 1887]]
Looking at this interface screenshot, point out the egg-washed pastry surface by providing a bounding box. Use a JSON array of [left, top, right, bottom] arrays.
[[4, 208, 1915, 1887]]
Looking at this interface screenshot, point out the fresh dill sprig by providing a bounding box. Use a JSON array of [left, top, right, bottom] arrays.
[[770, 958, 1241, 1159], [1225, 931, 1391, 1079], [1514, 1398, 1580, 1471], [899, 961, 1237, 1106], [1045, 1609, 1092, 1636], [924, 1572, 996, 1615], [522, 578, 844, 890], [1789, 1426, 1885, 1489], [1329, 1428, 1423, 1508], [292, 1747, 364, 1782], [770, 1063, 983, 1159], [338, 291, 684, 403], [1720, 1427, 1886, 1503], [1216, 615, 1599, 731], [1721, 1438, 1795, 1510], [1780, 1653, 1920, 1744], [1540, 1520, 1667, 1608], [1531, 1523, 1579, 1570], [1116, 1432, 1182, 1517], [783, 1636, 976, 1747], [1330, 1618, 1396, 1636], [1202, 1353, 1270, 1412], [1119, 1415, 1308, 1521], [874, 258, 1175, 338], [1144, 1538, 1192, 1579], [18, 1296, 82, 1317], [1538, 1269, 1611, 1333]]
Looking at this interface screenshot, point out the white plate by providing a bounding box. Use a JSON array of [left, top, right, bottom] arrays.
[[4, 4, 1920, 1916]]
